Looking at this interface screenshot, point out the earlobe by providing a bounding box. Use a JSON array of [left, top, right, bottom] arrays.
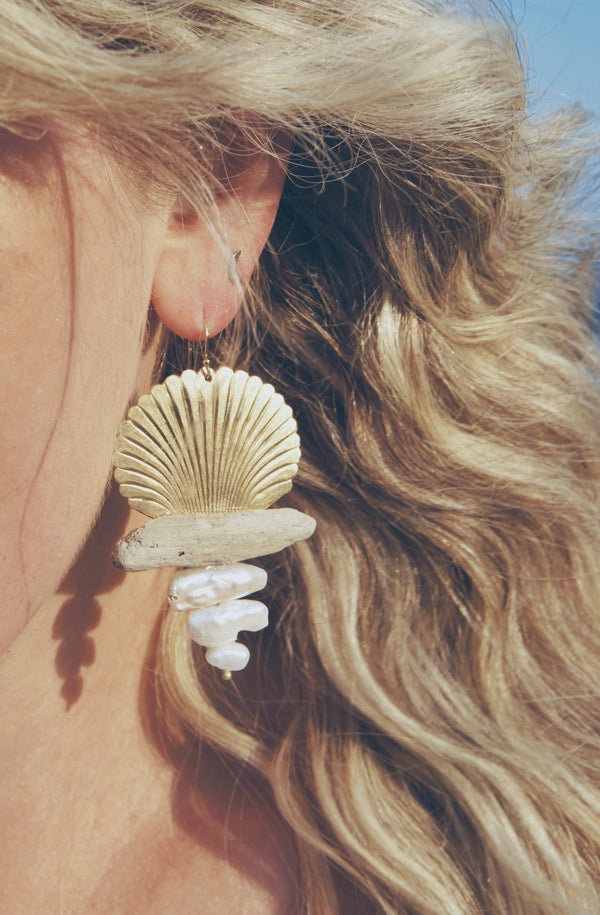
[[150, 217, 245, 341], [150, 145, 288, 341]]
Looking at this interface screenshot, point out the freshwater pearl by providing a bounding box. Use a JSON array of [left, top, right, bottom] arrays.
[[167, 563, 270, 675], [168, 563, 267, 612], [188, 599, 268, 648], [205, 642, 250, 672]]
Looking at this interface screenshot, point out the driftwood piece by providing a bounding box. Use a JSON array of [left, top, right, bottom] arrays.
[[113, 508, 316, 571]]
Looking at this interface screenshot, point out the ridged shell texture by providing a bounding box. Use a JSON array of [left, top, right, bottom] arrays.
[[113, 368, 301, 517]]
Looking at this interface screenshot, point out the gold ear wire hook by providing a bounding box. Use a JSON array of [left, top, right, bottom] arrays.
[[201, 326, 213, 381]]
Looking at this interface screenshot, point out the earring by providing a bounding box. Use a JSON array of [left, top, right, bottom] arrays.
[[112, 323, 315, 679]]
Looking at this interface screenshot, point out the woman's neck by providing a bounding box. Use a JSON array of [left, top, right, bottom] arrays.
[[0, 493, 296, 913]]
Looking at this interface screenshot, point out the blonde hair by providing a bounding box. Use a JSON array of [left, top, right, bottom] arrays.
[[3, 1, 600, 911]]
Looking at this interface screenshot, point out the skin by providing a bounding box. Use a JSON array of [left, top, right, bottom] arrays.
[[0, 129, 296, 912]]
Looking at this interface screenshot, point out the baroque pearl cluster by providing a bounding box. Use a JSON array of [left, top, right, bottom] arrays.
[[168, 563, 268, 673]]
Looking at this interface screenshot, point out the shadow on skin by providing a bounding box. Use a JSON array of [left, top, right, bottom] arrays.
[[52, 485, 128, 709], [138, 608, 302, 911], [173, 744, 298, 905]]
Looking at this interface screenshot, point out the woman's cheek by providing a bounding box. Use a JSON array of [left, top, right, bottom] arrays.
[[0, 137, 162, 652]]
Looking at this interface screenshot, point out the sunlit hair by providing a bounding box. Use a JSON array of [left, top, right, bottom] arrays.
[[2, 0, 600, 911]]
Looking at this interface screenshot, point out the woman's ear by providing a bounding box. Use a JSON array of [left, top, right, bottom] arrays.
[[151, 143, 288, 340]]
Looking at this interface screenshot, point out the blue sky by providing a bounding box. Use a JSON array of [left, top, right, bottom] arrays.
[[514, 1, 599, 114]]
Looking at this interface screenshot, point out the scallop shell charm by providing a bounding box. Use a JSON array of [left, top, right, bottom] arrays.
[[113, 367, 301, 517]]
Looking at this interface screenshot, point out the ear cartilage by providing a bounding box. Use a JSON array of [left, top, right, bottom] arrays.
[[227, 249, 243, 292], [112, 367, 315, 677]]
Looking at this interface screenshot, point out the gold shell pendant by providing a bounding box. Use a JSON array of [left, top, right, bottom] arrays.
[[112, 366, 315, 678], [113, 367, 301, 517]]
